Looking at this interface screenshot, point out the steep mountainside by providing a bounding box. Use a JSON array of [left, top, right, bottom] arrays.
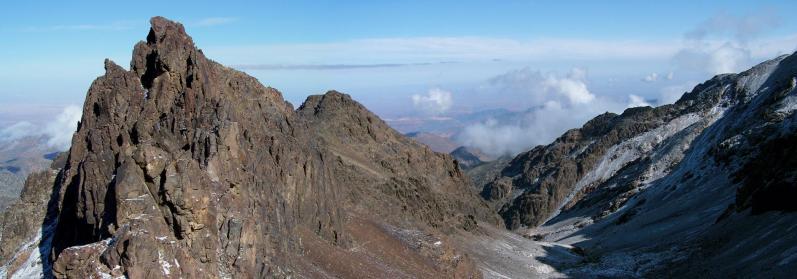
[[474, 53, 797, 277], [0, 17, 497, 278]]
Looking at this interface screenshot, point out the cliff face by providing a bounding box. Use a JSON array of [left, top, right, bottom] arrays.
[[0, 17, 496, 278]]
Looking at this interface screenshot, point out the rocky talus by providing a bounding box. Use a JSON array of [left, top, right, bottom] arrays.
[[0, 17, 496, 278]]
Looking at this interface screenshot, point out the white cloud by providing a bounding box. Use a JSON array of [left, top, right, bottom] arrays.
[[195, 17, 238, 27], [486, 67, 595, 107], [674, 42, 753, 75], [628, 94, 652, 107], [543, 68, 595, 104], [658, 82, 697, 105], [709, 43, 751, 74], [412, 88, 453, 115], [205, 37, 683, 66], [205, 30, 797, 74], [685, 10, 780, 43], [666, 72, 674, 80], [673, 10, 784, 75], [0, 105, 82, 151], [457, 68, 623, 156], [44, 106, 83, 150], [643, 72, 659, 82], [0, 122, 37, 142]]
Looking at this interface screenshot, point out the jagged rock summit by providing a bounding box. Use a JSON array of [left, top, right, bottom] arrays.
[[0, 17, 497, 278]]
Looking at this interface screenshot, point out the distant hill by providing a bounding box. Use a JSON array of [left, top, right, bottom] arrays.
[[449, 146, 496, 170], [405, 131, 459, 153]]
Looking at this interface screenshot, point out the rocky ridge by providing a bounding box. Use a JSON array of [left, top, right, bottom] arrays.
[[0, 17, 497, 278]]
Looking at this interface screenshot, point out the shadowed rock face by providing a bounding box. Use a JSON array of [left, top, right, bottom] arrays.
[[0, 17, 497, 278]]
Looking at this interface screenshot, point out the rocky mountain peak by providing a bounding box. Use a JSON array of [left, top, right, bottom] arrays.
[[132, 16, 201, 90], [0, 17, 496, 278]]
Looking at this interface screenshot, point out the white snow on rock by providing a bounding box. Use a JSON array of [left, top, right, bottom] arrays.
[[0, 220, 56, 279], [544, 112, 703, 223], [158, 250, 173, 276]]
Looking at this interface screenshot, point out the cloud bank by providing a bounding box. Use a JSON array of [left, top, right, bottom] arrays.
[[208, 37, 685, 66], [457, 68, 623, 156], [234, 61, 454, 70], [0, 105, 82, 151]]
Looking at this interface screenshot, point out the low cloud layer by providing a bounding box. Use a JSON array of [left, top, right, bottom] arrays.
[[0, 105, 82, 151], [412, 88, 453, 115], [457, 68, 623, 156], [234, 61, 453, 71]]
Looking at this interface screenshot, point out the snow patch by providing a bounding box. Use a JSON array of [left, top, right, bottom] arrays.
[[158, 250, 173, 275], [0, 219, 58, 279], [774, 77, 797, 116]]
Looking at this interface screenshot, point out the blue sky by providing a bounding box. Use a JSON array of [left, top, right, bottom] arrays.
[[2, 1, 797, 125]]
